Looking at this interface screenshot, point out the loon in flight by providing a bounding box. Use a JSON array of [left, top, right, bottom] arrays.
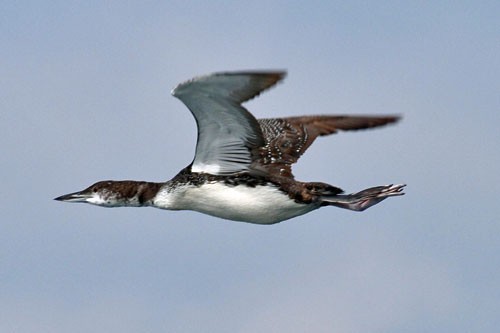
[[55, 71, 405, 224]]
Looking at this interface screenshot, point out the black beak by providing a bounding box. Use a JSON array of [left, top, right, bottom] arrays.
[[54, 191, 90, 202]]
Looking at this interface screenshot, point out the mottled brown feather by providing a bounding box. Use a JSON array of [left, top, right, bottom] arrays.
[[253, 115, 400, 177]]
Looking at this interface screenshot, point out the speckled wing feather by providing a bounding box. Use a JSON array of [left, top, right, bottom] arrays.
[[172, 71, 286, 175], [254, 115, 400, 177]]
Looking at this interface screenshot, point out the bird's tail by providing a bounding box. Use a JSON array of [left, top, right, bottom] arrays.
[[320, 184, 405, 211]]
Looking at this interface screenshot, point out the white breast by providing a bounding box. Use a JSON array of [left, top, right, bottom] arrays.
[[153, 182, 318, 224]]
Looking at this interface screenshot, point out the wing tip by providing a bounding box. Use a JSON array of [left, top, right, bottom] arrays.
[[171, 70, 287, 97], [213, 70, 287, 80], [350, 114, 403, 130]]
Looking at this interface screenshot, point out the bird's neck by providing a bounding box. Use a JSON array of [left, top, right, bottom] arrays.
[[100, 181, 164, 207]]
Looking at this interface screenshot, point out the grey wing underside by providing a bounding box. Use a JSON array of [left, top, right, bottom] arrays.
[[172, 71, 285, 175], [254, 115, 400, 177]]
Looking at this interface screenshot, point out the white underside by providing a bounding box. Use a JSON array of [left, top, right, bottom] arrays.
[[153, 182, 318, 224]]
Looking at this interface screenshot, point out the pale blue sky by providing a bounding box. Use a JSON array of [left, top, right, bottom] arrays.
[[2, 1, 499, 332]]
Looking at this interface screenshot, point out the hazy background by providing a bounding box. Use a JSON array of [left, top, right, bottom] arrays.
[[2, 1, 499, 332]]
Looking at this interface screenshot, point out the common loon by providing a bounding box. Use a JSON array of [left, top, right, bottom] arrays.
[[55, 71, 405, 224]]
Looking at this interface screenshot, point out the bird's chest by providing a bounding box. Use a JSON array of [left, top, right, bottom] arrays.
[[155, 181, 317, 224]]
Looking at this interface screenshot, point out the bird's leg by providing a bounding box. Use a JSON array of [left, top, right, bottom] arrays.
[[322, 184, 406, 211]]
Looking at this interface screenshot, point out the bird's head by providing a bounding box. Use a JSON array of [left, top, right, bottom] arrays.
[[54, 180, 161, 207]]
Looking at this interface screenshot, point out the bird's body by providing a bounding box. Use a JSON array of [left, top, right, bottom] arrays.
[[156, 179, 315, 224], [55, 71, 405, 224]]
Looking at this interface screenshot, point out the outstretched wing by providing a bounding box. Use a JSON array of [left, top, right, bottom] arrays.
[[254, 115, 400, 177], [172, 71, 286, 175]]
